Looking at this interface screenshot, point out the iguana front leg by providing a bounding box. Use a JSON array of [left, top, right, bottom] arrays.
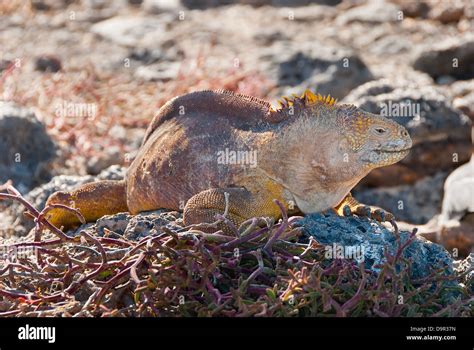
[[183, 187, 285, 229], [334, 192, 394, 223]]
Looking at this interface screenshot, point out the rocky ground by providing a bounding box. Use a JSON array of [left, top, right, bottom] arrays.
[[0, 0, 473, 316]]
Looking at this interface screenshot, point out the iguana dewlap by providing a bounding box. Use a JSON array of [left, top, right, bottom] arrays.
[[45, 90, 412, 230]]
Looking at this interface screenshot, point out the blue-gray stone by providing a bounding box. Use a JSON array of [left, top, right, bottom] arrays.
[[298, 212, 454, 280]]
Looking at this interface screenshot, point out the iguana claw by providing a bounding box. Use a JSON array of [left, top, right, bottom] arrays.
[[338, 193, 394, 223], [353, 205, 394, 223]]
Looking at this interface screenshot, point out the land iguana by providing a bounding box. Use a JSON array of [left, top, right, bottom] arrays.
[[45, 89, 412, 230]]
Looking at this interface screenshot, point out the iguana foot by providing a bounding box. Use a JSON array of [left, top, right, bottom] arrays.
[[344, 204, 394, 223], [335, 193, 394, 223]]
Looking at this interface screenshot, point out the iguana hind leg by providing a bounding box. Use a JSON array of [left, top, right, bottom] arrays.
[[45, 180, 129, 230], [183, 187, 285, 230], [334, 192, 394, 223]]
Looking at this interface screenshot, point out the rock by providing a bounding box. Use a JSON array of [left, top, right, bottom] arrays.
[[449, 79, 474, 98], [389, 0, 430, 18], [354, 172, 447, 225], [439, 219, 474, 259], [265, 0, 342, 5], [30, 0, 73, 11], [395, 159, 474, 256], [299, 212, 455, 281], [77, 209, 182, 241], [276, 4, 338, 21], [449, 80, 474, 120], [180, 0, 233, 8], [265, 41, 373, 99], [454, 253, 473, 292], [344, 79, 395, 99], [336, 1, 402, 25], [0, 59, 12, 71], [465, 1, 474, 20], [172, 0, 342, 8], [253, 29, 287, 47], [134, 61, 181, 81], [344, 80, 472, 185], [412, 34, 474, 81], [367, 34, 413, 56], [453, 92, 474, 121], [416, 214, 474, 260], [34, 55, 62, 73], [90, 16, 172, 47], [130, 38, 182, 61], [429, 2, 464, 24], [128, 47, 166, 65], [82, 0, 110, 9], [142, 0, 183, 13], [436, 75, 456, 85], [86, 146, 122, 175], [95, 164, 127, 181], [81, 0, 132, 11], [0, 102, 56, 192], [30, 0, 51, 11], [5, 165, 126, 236]]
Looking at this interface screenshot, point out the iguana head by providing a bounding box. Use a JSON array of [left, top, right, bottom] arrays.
[[335, 103, 412, 169], [271, 90, 412, 204], [280, 90, 412, 170]]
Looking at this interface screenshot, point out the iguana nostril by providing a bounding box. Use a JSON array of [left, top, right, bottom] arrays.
[[400, 129, 409, 138]]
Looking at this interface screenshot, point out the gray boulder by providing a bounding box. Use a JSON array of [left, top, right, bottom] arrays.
[[0, 101, 56, 192], [413, 34, 474, 81], [335, 1, 402, 25], [265, 41, 373, 99], [299, 212, 455, 281], [90, 15, 174, 47]]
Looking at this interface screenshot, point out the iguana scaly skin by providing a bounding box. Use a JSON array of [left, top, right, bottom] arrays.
[[45, 90, 412, 230]]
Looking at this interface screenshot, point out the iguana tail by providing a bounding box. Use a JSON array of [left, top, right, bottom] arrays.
[[44, 180, 128, 230]]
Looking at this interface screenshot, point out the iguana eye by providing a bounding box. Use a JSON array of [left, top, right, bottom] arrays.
[[374, 127, 386, 135]]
